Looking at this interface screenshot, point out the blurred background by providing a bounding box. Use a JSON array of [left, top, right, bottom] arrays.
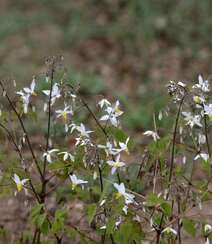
[[0, 2, 211, 242], [0, 0, 212, 131]]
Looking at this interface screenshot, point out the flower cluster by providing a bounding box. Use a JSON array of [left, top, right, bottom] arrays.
[[11, 72, 138, 235], [1, 61, 211, 244], [16, 79, 37, 113], [99, 100, 123, 127]]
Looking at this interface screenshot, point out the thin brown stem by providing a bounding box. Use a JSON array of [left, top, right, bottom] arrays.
[[203, 112, 212, 187], [81, 98, 108, 138], [40, 62, 55, 204], [67, 83, 122, 183], [32, 228, 38, 244], [43, 63, 55, 177], [97, 152, 116, 243], [67, 222, 99, 243], [168, 96, 185, 187], [0, 81, 43, 179], [203, 114, 211, 158], [177, 195, 182, 244], [0, 122, 41, 202], [80, 98, 121, 183], [156, 95, 185, 243]]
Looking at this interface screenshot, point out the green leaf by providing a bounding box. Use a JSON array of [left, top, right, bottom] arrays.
[[65, 226, 78, 240], [145, 193, 163, 207], [160, 202, 172, 217], [52, 209, 67, 234], [29, 204, 49, 235], [183, 218, 196, 237], [48, 161, 66, 171], [106, 197, 125, 234], [29, 203, 44, 223], [107, 127, 127, 142], [86, 203, 97, 225], [207, 233, 212, 243], [114, 220, 143, 243], [37, 213, 46, 227], [73, 146, 85, 169], [40, 218, 50, 235], [148, 136, 170, 160], [106, 217, 116, 234]]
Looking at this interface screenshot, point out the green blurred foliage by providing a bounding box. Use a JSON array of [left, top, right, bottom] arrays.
[[0, 0, 211, 130]]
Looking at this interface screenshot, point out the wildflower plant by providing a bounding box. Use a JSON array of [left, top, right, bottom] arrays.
[[0, 57, 211, 243]]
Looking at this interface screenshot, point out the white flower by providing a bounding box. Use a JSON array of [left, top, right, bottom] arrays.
[[58, 151, 74, 161], [193, 95, 205, 104], [182, 112, 202, 128], [192, 74, 210, 92], [100, 225, 106, 230], [56, 105, 73, 122], [69, 174, 88, 190], [98, 141, 119, 156], [100, 199, 106, 206], [198, 134, 206, 145], [16, 91, 30, 114], [133, 215, 142, 223], [122, 205, 128, 215], [204, 104, 212, 120], [113, 182, 135, 205], [205, 238, 210, 244], [45, 76, 49, 83], [118, 137, 130, 154], [107, 154, 125, 175], [158, 111, 163, 120], [65, 124, 69, 133], [113, 100, 124, 116], [43, 149, 59, 163], [43, 103, 48, 112], [70, 93, 77, 101], [100, 100, 123, 127], [104, 100, 123, 116], [205, 224, 212, 233], [182, 156, 187, 164], [177, 81, 186, 87], [22, 94, 30, 114], [75, 137, 92, 146], [98, 98, 111, 108], [42, 83, 61, 105], [93, 171, 98, 180], [58, 152, 74, 161], [100, 114, 119, 127], [56, 105, 73, 132], [143, 130, 160, 141], [23, 78, 37, 96], [161, 227, 177, 236], [16, 79, 37, 113], [70, 123, 93, 138], [194, 153, 209, 161], [12, 174, 29, 192], [115, 217, 122, 227]]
